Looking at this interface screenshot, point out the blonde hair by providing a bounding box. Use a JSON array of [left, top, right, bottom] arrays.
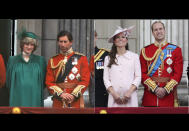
[[20, 37, 38, 52]]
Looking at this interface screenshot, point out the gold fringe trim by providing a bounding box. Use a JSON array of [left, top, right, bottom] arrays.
[[50, 57, 68, 81], [147, 49, 163, 76], [50, 58, 63, 69], [141, 47, 162, 61]]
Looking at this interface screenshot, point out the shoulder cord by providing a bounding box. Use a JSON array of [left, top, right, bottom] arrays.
[[142, 47, 164, 76]]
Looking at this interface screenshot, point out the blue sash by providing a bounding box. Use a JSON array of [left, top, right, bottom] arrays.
[[149, 44, 177, 77]]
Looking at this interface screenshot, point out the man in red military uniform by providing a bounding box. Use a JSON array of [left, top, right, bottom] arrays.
[[140, 21, 183, 107], [0, 54, 6, 88], [46, 30, 90, 108]]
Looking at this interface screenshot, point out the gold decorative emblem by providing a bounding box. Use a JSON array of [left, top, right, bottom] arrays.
[[167, 67, 172, 74], [99, 110, 107, 114], [12, 107, 21, 114], [166, 58, 173, 65], [72, 67, 78, 74], [69, 74, 75, 80]]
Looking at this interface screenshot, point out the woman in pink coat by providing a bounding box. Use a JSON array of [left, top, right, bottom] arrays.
[[103, 26, 141, 107]]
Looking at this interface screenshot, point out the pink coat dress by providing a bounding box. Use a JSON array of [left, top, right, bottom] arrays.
[[103, 51, 141, 107]]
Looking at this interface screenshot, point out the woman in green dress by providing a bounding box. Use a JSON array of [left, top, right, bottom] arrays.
[[6, 30, 46, 107]]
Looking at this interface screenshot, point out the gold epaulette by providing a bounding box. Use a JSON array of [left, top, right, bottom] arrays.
[[164, 79, 178, 94], [144, 78, 157, 92], [75, 52, 85, 56]]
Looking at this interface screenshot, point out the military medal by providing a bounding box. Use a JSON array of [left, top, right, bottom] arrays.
[[99, 62, 102, 69], [167, 67, 172, 74], [166, 58, 173, 65], [64, 77, 68, 83], [72, 57, 78, 65], [72, 67, 78, 74], [76, 73, 81, 80], [167, 50, 169, 57], [69, 74, 75, 80], [96, 62, 100, 70], [96, 61, 104, 69], [169, 49, 172, 57], [167, 48, 173, 57], [101, 62, 104, 69]]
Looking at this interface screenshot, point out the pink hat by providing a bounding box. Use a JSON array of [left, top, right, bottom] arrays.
[[108, 25, 135, 43]]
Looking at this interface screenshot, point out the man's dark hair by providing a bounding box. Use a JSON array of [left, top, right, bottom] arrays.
[[57, 30, 73, 42]]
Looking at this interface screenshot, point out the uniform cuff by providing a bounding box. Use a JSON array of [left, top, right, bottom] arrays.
[[71, 85, 85, 99], [49, 86, 63, 96], [144, 78, 157, 92], [164, 79, 178, 94]]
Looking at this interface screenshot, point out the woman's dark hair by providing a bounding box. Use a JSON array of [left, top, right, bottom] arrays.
[[107, 36, 129, 68], [57, 30, 73, 42]]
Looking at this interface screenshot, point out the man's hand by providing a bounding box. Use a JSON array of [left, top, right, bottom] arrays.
[[67, 96, 75, 104], [60, 93, 75, 103], [155, 87, 167, 98]]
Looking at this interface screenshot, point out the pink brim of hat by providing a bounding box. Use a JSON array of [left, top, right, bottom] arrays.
[[108, 25, 135, 43]]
